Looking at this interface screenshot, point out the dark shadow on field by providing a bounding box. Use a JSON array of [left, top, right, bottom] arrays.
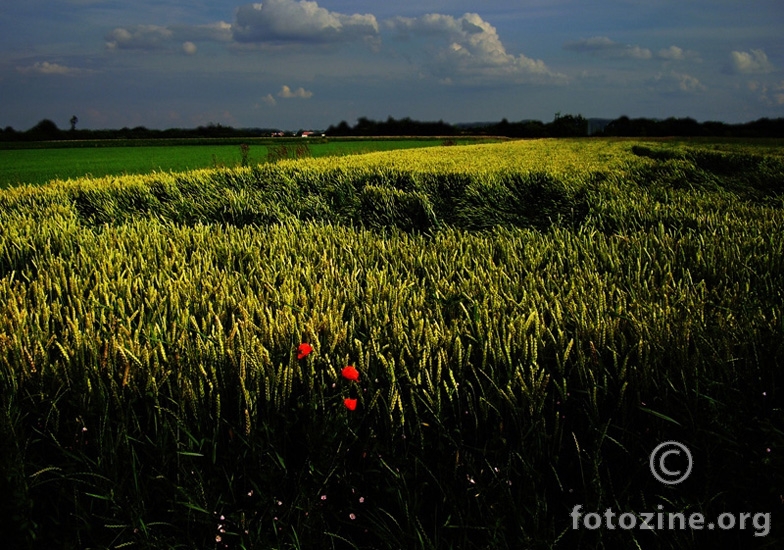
[[631, 145, 784, 203], [41, 164, 594, 235]]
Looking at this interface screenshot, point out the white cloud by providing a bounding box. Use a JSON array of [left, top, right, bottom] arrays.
[[16, 61, 87, 75], [748, 80, 784, 105], [626, 46, 652, 60], [105, 25, 173, 50], [730, 49, 774, 74], [171, 22, 233, 43], [564, 36, 615, 51], [277, 85, 313, 98], [656, 46, 701, 62], [262, 93, 277, 105], [387, 13, 565, 84], [651, 71, 706, 93], [106, 22, 232, 52], [673, 72, 705, 92], [232, 0, 379, 45], [658, 46, 684, 60], [565, 36, 651, 59]]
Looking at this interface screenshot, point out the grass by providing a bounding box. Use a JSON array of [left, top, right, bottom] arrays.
[[0, 138, 782, 549], [0, 137, 490, 188]]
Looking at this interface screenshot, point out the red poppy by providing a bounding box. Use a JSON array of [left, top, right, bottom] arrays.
[[344, 398, 358, 411], [297, 343, 313, 360], [342, 366, 360, 382]]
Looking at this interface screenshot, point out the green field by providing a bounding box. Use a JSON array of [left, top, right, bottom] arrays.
[[0, 137, 490, 188], [1, 138, 782, 548]]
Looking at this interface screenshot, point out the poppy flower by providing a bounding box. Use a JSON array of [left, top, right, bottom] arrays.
[[342, 366, 360, 382], [344, 398, 358, 411], [297, 343, 313, 360]]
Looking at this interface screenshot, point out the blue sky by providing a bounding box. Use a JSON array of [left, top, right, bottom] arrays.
[[1, 0, 783, 130]]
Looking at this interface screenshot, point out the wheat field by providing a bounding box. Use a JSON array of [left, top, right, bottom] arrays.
[[1, 138, 782, 548]]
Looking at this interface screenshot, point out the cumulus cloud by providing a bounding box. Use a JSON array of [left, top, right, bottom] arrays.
[[262, 93, 277, 106], [563, 36, 614, 52], [651, 71, 706, 93], [748, 80, 784, 105], [232, 0, 379, 45], [17, 61, 87, 75], [656, 46, 701, 62], [657, 46, 684, 60], [106, 22, 232, 52], [775, 81, 784, 105], [564, 36, 652, 59], [105, 25, 173, 50], [100, 5, 566, 87], [171, 22, 233, 43], [386, 13, 565, 83], [672, 72, 705, 92], [729, 49, 774, 74], [626, 45, 652, 60], [277, 85, 313, 98]]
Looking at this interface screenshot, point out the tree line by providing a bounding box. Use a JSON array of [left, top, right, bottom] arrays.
[[3, 114, 784, 142], [0, 121, 276, 143], [324, 114, 784, 138]]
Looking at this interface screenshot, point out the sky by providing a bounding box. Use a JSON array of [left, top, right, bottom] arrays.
[[1, 0, 783, 131]]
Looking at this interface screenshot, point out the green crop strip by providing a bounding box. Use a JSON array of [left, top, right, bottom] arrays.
[[0, 138, 492, 188]]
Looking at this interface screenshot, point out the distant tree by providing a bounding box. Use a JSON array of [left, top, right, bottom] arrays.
[[197, 122, 234, 138], [742, 117, 784, 138], [0, 126, 18, 141], [27, 119, 61, 140], [488, 118, 512, 136], [702, 121, 731, 137], [663, 117, 701, 136], [70, 115, 78, 132], [548, 113, 588, 137], [521, 120, 546, 137], [355, 117, 378, 135], [600, 116, 654, 137], [325, 120, 352, 136], [602, 116, 630, 136]]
